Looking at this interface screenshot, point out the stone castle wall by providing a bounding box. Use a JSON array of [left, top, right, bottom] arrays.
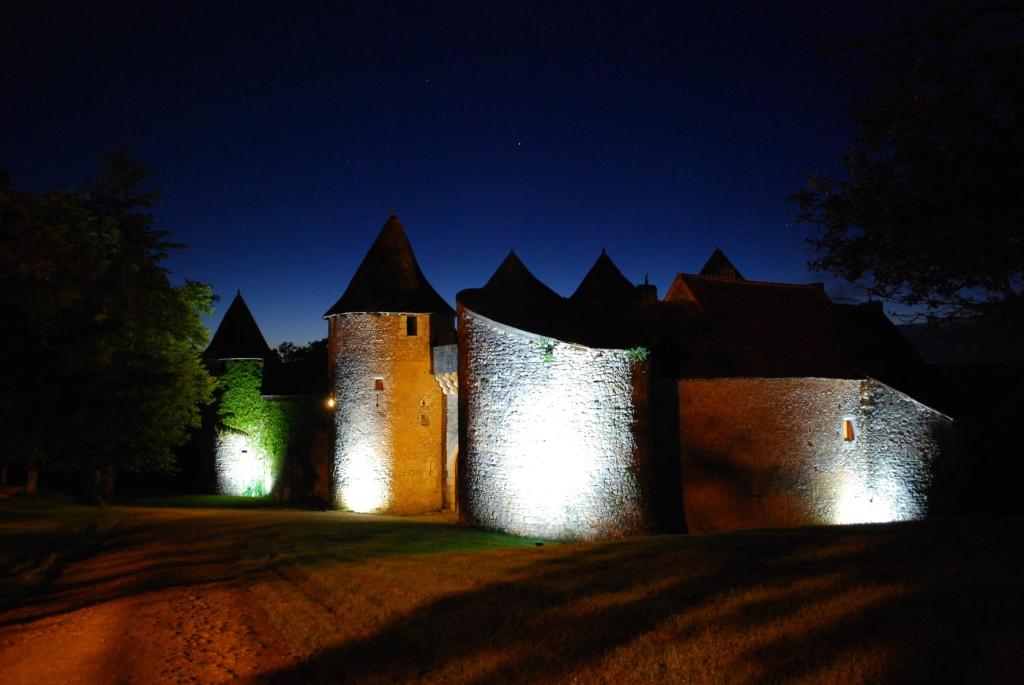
[[212, 359, 280, 498], [329, 312, 445, 513], [677, 377, 951, 532], [214, 430, 275, 497], [458, 306, 652, 540]]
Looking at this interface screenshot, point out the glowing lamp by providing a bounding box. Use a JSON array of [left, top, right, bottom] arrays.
[[326, 396, 336, 409]]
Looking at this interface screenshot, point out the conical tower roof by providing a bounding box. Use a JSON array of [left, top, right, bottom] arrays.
[[324, 213, 454, 317], [571, 250, 638, 299], [480, 250, 562, 306], [205, 291, 272, 360], [699, 247, 745, 280]]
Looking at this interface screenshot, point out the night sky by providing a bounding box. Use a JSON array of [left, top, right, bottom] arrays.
[[2, 1, 921, 346]]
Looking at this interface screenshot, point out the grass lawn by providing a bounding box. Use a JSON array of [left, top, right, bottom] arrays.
[[121, 493, 287, 509], [2, 495, 1023, 682], [0, 492, 125, 610], [244, 517, 1024, 683]]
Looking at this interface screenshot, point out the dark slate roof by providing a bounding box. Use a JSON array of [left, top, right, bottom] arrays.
[[663, 273, 927, 391], [460, 251, 927, 392], [458, 252, 692, 353], [324, 213, 454, 317], [699, 248, 744, 280], [205, 291, 272, 360], [571, 251, 640, 300], [458, 251, 563, 336], [482, 250, 562, 306]]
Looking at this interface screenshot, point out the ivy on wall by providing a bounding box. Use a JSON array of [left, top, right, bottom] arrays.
[[216, 360, 287, 495]]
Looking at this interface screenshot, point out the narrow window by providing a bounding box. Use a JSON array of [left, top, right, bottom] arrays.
[[843, 418, 856, 442], [406, 315, 418, 336], [374, 378, 384, 392]]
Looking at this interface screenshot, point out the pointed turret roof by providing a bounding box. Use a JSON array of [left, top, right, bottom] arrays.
[[699, 248, 744, 280], [324, 213, 454, 317], [480, 250, 562, 306], [205, 291, 272, 360], [571, 250, 639, 300]]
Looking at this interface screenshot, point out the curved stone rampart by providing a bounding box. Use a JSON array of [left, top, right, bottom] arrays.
[[458, 305, 652, 540]]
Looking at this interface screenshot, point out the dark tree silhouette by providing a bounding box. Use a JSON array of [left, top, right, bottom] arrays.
[[792, 3, 1023, 341], [0, 152, 216, 495]]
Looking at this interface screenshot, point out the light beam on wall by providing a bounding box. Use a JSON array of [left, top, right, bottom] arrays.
[[832, 470, 906, 524], [460, 309, 648, 540], [335, 437, 391, 513], [503, 385, 601, 530], [215, 431, 275, 497]]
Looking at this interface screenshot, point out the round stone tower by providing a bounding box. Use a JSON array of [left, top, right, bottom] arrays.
[[324, 213, 455, 514]]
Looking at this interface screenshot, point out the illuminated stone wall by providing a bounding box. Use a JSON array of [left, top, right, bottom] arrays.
[[677, 378, 951, 532], [458, 307, 652, 541], [329, 313, 445, 513], [214, 430, 276, 496]]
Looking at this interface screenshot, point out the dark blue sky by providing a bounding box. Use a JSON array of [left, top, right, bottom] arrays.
[[2, 1, 921, 346]]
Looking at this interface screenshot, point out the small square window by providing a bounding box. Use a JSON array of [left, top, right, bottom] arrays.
[[406, 316, 418, 336], [374, 378, 384, 392], [843, 419, 856, 441]]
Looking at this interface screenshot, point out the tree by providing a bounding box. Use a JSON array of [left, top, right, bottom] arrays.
[[792, 3, 1023, 341], [0, 152, 216, 494]]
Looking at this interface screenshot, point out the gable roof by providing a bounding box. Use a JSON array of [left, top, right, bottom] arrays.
[[571, 251, 639, 300], [699, 247, 744, 280], [324, 213, 454, 317], [204, 291, 272, 360], [663, 273, 927, 391]]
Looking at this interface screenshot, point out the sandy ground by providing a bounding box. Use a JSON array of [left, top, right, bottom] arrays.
[[2, 508, 1022, 684], [0, 508, 300, 684]]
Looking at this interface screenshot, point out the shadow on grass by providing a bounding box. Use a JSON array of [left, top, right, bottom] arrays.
[[258, 520, 1024, 684], [3, 504, 1022, 682], [0, 499, 126, 611], [0, 509, 533, 628]]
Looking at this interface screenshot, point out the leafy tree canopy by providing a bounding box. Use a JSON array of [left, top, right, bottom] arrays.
[[275, 338, 327, 365], [792, 3, 1023, 341], [0, 151, 216, 478]]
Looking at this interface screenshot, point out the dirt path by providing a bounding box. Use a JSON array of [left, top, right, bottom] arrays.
[[0, 508, 296, 684]]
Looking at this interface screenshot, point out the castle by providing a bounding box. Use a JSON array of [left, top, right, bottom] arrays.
[[204, 214, 952, 540]]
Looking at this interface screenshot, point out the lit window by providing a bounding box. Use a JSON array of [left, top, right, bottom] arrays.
[[406, 316, 418, 336], [843, 418, 856, 441], [374, 378, 384, 392]]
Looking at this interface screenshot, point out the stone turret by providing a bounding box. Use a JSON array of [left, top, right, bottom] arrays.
[[324, 213, 455, 513], [205, 291, 278, 497]]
